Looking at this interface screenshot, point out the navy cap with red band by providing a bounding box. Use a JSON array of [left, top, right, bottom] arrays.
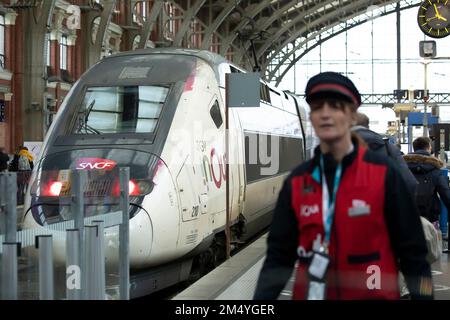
[[305, 71, 361, 108]]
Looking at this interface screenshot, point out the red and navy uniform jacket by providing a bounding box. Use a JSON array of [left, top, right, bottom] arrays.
[[254, 139, 433, 300]]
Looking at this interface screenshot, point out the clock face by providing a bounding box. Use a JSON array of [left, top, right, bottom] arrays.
[[418, 0, 450, 38]]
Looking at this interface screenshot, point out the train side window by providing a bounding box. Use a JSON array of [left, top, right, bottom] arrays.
[[269, 87, 282, 108], [230, 66, 242, 73], [210, 100, 223, 128], [260, 83, 271, 104], [260, 83, 267, 102], [265, 85, 271, 104]]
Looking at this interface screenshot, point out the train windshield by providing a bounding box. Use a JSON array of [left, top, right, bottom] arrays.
[[73, 85, 169, 135]]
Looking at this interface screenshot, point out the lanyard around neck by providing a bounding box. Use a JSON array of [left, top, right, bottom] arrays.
[[320, 154, 343, 247]]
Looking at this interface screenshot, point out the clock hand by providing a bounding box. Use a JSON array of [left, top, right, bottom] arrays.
[[434, 3, 440, 16], [433, 3, 448, 21], [427, 16, 438, 21], [433, 4, 448, 21]]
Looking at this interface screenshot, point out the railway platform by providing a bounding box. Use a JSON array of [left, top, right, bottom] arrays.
[[173, 233, 450, 300]]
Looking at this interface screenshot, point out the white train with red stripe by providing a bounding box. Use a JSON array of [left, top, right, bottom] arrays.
[[21, 48, 313, 297]]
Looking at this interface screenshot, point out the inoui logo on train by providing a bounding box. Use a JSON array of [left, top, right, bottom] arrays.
[[202, 148, 227, 189]]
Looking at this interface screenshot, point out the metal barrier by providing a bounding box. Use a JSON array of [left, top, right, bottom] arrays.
[[66, 229, 81, 299], [1, 242, 18, 299], [85, 223, 105, 300], [0, 172, 18, 300], [0, 168, 131, 300], [36, 235, 54, 300]]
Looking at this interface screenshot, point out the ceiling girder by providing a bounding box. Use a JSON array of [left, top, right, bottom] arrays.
[[173, 0, 207, 46], [137, 0, 165, 48], [200, 0, 242, 49], [268, 1, 419, 85]]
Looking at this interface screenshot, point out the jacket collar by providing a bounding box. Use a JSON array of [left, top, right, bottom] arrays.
[[404, 151, 443, 169], [414, 149, 431, 156], [310, 136, 360, 184]]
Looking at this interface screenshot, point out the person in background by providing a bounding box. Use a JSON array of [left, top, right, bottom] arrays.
[[8, 145, 21, 172], [430, 140, 448, 165], [404, 137, 450, 225], [8, 146, 34, 205], [352, 112, 417, 195], [0, 147, 9, 172], [18, 146, 34, 171], [253, 71, 432, 300]]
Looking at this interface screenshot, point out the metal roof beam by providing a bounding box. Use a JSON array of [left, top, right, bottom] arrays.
[[254, 0, 364, 63], [201, 0, 242, 49], [264, 0, 399, 66], [234, 0, 337, 63], [173, 0, 207, 46], [137, 0, 164, 48], [269, 1, 420, 85], [219, 0, 273, 56]]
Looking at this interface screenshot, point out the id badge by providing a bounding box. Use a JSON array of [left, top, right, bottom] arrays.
[[306, 251, 330, 300], [308, 252, 330, 280], [307, 280, 326, 300]]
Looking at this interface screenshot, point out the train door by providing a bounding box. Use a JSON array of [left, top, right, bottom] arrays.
[[203, 96, 226, 229], [218, 86, 245, 222], [176, 152, 212, 249], [229, 108, 245, 219], [176, 156, 201, 222]]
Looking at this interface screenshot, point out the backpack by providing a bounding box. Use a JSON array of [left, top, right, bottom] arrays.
[[18, 155, 31, 171], [414, 172, 439, 221], [8, 155, 19, 171]]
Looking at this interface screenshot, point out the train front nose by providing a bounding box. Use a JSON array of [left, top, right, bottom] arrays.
[[21, 149, 164, 266], [101, 206, 153, 267]]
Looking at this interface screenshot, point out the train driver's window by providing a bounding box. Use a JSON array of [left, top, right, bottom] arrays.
[[209, 100, 223, 128], [74, 85, 169, 134]]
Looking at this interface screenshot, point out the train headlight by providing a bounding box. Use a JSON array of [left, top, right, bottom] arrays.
[[137, 180, 153, 194], [128, 180, 153, 196], [129, 180, 138, 196], [48, 181, 63, 196]]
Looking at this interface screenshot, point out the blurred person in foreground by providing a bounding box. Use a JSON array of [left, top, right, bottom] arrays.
[[253, 71, 432, 300]]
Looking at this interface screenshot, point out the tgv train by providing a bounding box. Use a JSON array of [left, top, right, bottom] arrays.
[[21, 48, 314, 297]]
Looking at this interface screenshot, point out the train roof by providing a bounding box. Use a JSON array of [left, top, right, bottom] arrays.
[[95, 48, 278, 90], [104, 47, 229, 68], [98, 48, 241, 86]]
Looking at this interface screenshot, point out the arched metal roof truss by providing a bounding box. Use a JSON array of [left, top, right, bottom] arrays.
[[266, 0, 421, 85], [164, 0, 422, 85]]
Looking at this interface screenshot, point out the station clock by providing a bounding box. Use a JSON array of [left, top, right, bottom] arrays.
[[417, 0, 450, 38]]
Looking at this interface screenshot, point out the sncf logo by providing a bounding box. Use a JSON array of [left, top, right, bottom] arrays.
[[300, 204, 319, 217], [76, 158, 116, 170]]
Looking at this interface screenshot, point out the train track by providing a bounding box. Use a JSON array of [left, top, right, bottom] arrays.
[[13, 227, 269, 300], [144, 227, 269, 300]]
